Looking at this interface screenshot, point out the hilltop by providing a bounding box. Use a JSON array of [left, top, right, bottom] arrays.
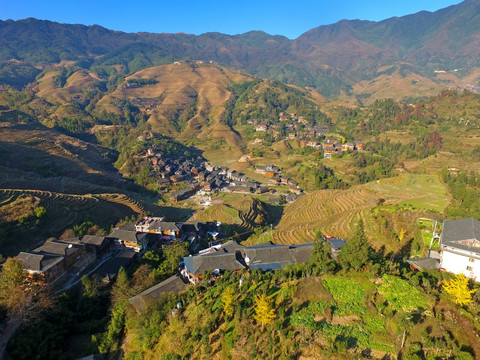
[[1, 0, 480, 101]]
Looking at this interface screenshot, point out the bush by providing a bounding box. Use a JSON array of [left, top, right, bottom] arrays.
[[378, 275, 427, 312]]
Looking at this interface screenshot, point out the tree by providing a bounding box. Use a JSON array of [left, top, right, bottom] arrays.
[[221, 286, 235, 318], [82, 275, 101, 298], [111, 267, 132, 304], [34, 206, 46, 219], [443, 273, 475, 306], [338, 220, 373, 271], [253, 294, 276, 328], [73, 220, 95, 237], [0, 257, 28, 316], [308, 233, 336, 274], [0, 257, 55, 319]]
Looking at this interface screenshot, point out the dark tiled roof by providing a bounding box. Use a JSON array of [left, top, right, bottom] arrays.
[[17, 251, 64, 272], [407, 257, 440, 271], [129, 275, 188, 312], [34, 240, 81, 257], [184, 252, 245, 275], [81, 235, 107, 246], [93, 250, 136, 279], [117, 222, 136, 231], [441, 218, 480, 254], [221, 240, 245, 254], [328, 238, 346, 250], [244, 245, 294, 268], [107, 230, 146, 244], [289, 243, 314, 264], [151, 221, 181, 232], [181, 223, 198, 233]]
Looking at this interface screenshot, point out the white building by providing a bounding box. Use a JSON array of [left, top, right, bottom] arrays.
[[440, 218, 480, 281]]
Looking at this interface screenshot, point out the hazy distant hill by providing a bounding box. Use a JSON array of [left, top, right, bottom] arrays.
[[1, 0, 480, 99]]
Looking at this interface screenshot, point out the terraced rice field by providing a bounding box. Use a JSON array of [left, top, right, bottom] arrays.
[[192, 195, 265, 231], [272, 174, 450, 245], [0, 188, 139, 226], [273, 185, 380, 244], [0, 188, 153, 256]]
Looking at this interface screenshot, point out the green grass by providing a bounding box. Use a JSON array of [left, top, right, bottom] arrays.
[[322, 277, 366, 316], [223, 206, 239, 218], [378, 275, 427, 312], [416, 218, 438, 249], [368, 174, 449, 212]]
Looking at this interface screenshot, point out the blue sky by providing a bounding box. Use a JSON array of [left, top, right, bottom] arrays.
[[0, 0, 463, 39]]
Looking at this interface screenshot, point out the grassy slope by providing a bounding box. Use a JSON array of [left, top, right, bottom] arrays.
[[96, 63, 251, 158], [259, 174, 449, 253], [0, 124, 172, 256], [123, 272, 480, 359]]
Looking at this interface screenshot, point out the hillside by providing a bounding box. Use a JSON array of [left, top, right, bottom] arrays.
[[1, 1, 480, 100], [96, 63, 250, 157], [0, 122, 171, 256], [264, 174, 449, 254]]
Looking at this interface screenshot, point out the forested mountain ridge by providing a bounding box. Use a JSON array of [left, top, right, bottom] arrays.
[[1, 0, 480, 99]]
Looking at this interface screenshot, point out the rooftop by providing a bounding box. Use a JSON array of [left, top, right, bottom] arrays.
[[81, 235, 107, 246], [441, 218, 480, 253], [18, 251, 64, 272], [129, 275, 188, 312], [34, 240, 81, 257]]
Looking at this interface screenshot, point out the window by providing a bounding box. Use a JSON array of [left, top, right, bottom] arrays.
[[466, 266, 473, 271], [469, 258, 475, 263]]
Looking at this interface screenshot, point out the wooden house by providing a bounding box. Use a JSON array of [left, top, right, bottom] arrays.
[[17, 251, 65, 282], [342, 143, 355, 151], [33, 240, 85, 270], [355, 141, 365, 150], [256, 122, 268, 131], [107, 230, 148, 253]]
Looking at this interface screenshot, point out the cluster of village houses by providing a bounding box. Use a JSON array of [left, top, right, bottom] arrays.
[[181, 236, 346, 284], [14, 211, 480, 314], [301, 137, 365, 159], [16, 216, 220, 284], [249, 112, 365, 159], [130, 217, 480, 312], [145, 146, 303, 203]]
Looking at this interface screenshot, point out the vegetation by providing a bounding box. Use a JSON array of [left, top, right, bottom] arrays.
[[443, 274, 476, 306], [0, 257, 55, 319], [253, 293, 276, 327], [3, 12, 480, 358]]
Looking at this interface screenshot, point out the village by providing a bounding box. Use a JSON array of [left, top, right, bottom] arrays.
[[16, 213, 480, 308], [15, 216, 221, 289], [14, 211, 350, 298], [142, 143, 304, 204], [250, 111, 364, 159]]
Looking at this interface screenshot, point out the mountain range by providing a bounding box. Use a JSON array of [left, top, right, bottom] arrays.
[[1, 0, 480, 99]]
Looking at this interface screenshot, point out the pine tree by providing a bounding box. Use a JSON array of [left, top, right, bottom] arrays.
[[338, 219, 373, 271], [253, 294, 276, 328], [443, 273, 475, 306], [308, 233, 335, 274], [112, 267, 132, 304]]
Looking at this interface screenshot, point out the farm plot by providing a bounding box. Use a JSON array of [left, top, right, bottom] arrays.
[[271, 174, 450, 245], [0, 189, 142, 256], [273, 185, 380, 244]]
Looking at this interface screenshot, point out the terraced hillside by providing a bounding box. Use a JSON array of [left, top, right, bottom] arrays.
[[0, 123, 124, 188], [270, 174, 450, 252], [96, 63, 251, 157], [191, 195, 267, 235], [0, 188, 168, 257], [272, 185, 379, 244]]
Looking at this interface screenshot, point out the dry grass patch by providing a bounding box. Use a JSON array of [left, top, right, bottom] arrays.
[[293, 277, 334, 305]]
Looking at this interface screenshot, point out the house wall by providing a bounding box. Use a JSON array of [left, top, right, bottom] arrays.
[[441, 249, 480, 281]]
